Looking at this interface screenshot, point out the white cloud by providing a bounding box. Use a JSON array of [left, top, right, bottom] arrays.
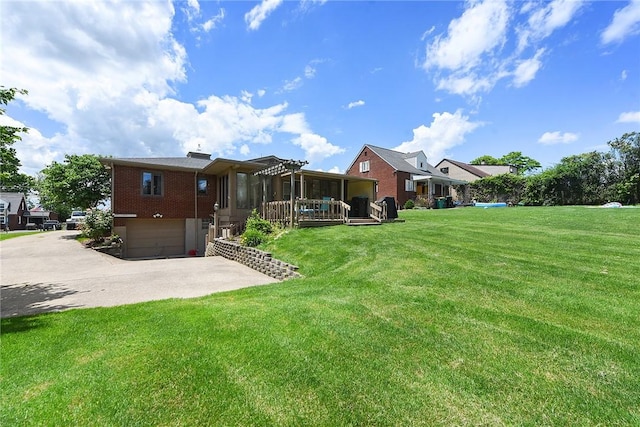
[[1, 2, 345, 174], [538, 131, 579, 145], [202, 9, 226, 32], [517, 0, 584, 52], [245, 0, 283, 31], [305, 65, 317, 79], [257, 89, 267, 97], [512, 48, 545, 87], [240, 144, 251, 155], [421, 26, 435, 41], [300, 0, 328, 13], [327, 166, 342, 174], [621, 69, 628, 81], [291, 133, 345, 164], [346, 100, 365, 109], [435, 74, 494, 96], [601, 0, 640, 45], [393, 110, 482, 161], [424, 0, 582, 97], [279, 113, 311, 134], [425, 0, 509, 72], [281, 76, 303, 92], [0, 115, 64, 176], [241, 90, 253, 104], [616, 111, 640, 123]]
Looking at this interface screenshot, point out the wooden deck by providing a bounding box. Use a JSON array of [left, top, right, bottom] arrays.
[[261, 199, 393, 228], [262, 199, 351, 227]]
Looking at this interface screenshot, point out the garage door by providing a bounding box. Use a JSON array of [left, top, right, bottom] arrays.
[[126, 219, 185, 259]]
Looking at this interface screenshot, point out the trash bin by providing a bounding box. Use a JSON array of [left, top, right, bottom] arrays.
[[445, 195, 453, 208], [436, 198, 445, 209]]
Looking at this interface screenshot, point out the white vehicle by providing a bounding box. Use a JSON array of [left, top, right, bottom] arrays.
[[66, 210, 87, 230]]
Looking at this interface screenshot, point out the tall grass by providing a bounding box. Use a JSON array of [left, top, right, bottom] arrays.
[[2, 207, 639, 425]]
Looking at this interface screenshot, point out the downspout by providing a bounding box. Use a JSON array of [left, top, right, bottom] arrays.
[[110, 162, 115, 233], [194, 171, 198, 255], [290, 170, 295, 228]]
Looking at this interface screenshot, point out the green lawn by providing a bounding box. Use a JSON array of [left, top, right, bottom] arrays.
[[0, 231, 40, 241], [2, 207, 639, 425]]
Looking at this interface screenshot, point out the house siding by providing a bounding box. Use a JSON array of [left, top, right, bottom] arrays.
[[112, 165, 217, 220], [346, 148, 390, 199], [346, 148, 417, 207], [436, 160, 483, 182]]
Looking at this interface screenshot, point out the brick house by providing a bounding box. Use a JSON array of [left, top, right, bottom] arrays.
[[0, 192, 28, 230], [345, 145, 466, 208], [101, 152, 376, 259]]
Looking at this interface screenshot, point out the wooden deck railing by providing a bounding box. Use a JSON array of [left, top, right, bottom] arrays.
[[261, 199, 351, 226], [369, 201, 388, 222]]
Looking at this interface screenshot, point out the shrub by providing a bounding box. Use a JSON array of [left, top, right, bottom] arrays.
[[414, 196, 430, 208], [245, 209, 272, 234], [241, 229, 267, 247], [82, 209, 113, 243], [240, 209, 273, 247], [404, 199, 415, 210]]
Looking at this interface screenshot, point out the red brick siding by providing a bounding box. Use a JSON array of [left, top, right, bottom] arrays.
[[346, 148, 416, 207], [397, 171, 420, 207], [112, 165, 217, 221]]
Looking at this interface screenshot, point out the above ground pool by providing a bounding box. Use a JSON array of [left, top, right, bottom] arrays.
[[474, 202, 507, 208]]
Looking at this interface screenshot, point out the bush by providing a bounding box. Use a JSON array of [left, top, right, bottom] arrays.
[[241, 229, 267, 247], [245, 209, 272, 234], [404, 199, 415, 210], [240, 209, 273, 247], [82, 209, 113, 243]]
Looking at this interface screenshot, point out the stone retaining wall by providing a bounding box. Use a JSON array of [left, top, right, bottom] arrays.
[[206, 239, 301, 280]]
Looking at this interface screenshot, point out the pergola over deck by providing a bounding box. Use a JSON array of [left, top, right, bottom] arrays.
[[254, 159, 308, 227], [256, 159, 379, 227]]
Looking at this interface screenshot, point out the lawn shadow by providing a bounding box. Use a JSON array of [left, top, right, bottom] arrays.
[[1, 282, 83, 323]]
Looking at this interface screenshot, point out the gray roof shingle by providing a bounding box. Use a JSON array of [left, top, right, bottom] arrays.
[[366, 145, 451, 179], [103, 156, 213, 170]]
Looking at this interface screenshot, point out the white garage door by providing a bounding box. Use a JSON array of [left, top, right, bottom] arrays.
[[126, 219, 185, 259]]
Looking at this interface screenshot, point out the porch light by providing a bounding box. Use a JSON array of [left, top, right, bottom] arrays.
[[153, 212, 163, 218]]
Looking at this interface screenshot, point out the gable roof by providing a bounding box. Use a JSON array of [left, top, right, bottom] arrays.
[[0, 192, 26, 214], [355, 144, 452, 180], [101, 156, 213, 171], [438, 158, 490, 178]]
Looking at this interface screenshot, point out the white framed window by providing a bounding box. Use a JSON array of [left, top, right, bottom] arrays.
[[359, 160, 370, 172], [405, 179, 415, 192]]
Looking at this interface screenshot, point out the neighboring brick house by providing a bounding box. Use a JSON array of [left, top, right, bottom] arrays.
[[435, 159, 518, 201], [0, 192, 28, 230], [345, 144, 466, 208], [101, 152, 377, 259], [26, 206, 58, 228]]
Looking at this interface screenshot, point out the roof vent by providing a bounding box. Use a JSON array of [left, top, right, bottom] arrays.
[[187, 152, 211, 160]]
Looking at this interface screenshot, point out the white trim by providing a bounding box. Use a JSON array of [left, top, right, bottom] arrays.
[[114, 213, 137, 218]]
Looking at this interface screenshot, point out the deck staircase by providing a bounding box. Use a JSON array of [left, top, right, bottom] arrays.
[[347, 218, 381, 226]]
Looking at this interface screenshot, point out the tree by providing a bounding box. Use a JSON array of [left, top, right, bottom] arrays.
[[470, 155, 501, 165], [37, 154, 110, 219], [468, 173, 526, 204], [471, 152, 541, 175], [500, 151, 541, 175], [0, 86, 34, 193], [522, 152, 611, 206], [607, 132, 640, 204]]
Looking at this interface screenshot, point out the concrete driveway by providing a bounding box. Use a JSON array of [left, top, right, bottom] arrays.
[[0, 231, 278, 318]]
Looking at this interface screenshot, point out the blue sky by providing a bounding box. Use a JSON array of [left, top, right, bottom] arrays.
[[2, 0, 639, 177]]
